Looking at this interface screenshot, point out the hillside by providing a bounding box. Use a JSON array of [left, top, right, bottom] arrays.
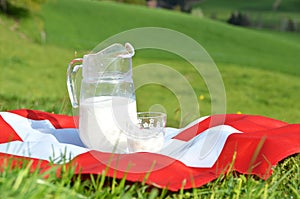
[[41, 0, 300, 76], [1, 0, 300, 125], [195, 0, 300, 31]]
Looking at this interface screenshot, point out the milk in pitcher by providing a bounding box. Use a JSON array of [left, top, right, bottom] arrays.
[[79, 96, 137, 153]]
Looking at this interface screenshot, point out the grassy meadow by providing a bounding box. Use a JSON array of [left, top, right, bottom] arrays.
[[1, 0, 300, 125], [0, 0, 300, 197]]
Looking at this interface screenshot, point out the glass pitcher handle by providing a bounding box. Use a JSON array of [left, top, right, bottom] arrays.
[[67, 58, 83, 108]]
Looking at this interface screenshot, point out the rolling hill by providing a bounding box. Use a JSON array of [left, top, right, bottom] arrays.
[[1, 0, 300, 125]]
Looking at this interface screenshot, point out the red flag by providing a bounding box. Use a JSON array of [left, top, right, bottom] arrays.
[[0, 109, 299, 191]]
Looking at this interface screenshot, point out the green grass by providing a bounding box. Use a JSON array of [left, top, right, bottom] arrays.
[[2, 0, 300, 123], [40, 0, 300, 76], [2, 0, 300, 124], [1, 154, 299, 198], [0, 14, 73, 114], [0, 0, 300, 197]]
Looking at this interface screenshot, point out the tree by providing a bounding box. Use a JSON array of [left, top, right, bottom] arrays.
[[227, 11, 251, 27], [272, 0, 282, 11], [0, 0, 7, 12], [0, 0, 46, 16], [156, 0, 199, 13]]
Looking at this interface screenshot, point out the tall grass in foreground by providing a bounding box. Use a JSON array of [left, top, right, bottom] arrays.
[[0, 154, 299, 198]]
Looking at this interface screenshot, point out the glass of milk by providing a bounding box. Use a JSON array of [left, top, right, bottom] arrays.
[[126, 112, 167, 153]]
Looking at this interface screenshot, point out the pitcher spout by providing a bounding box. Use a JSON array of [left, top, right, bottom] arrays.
[[82, 43, 135, 79], [87, 42, 135, 60]]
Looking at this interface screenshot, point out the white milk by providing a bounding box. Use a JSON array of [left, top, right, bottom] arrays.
[[127, 133, 165, 153], [79, 96, 137, 153]]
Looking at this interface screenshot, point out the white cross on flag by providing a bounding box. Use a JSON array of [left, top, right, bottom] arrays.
[[0, 109, 299, 191]]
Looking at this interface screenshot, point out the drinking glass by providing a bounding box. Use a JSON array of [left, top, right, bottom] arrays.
[[126, 112, 166, 153]]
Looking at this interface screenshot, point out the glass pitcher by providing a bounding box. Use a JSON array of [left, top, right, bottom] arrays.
[[67, 43, 137, 153]]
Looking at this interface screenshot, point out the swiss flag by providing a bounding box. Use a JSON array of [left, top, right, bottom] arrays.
[[0, 109, 300, 191]]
